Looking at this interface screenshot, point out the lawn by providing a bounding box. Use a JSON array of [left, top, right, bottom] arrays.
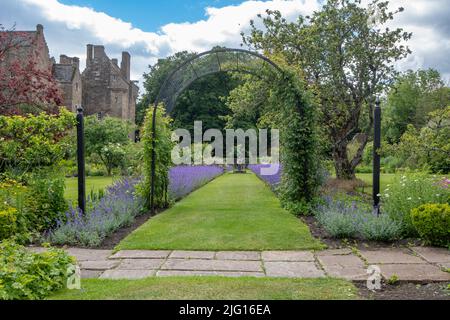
[[49, 277, 358, 300], [64, 176, 115, 202], [117, 172, 324, 251], [356, 173, 396, 195]]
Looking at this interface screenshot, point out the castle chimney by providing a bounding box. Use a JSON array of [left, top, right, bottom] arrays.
[[112, 58, 118, 66], [60, 54, 71, 64], [121, 52, 130, 81], [86, 44, 93, 66], [36, 24, 44, 34], [72, 57, 80, 70], [93, 45, 105, 59]]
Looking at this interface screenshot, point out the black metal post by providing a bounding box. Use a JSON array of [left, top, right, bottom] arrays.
[[373, 97, 381, 216], [150, 104, 157, 215], [76, 106, 86, 215]]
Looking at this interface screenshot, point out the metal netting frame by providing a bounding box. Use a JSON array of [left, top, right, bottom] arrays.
[[150, 48, 283, 213]]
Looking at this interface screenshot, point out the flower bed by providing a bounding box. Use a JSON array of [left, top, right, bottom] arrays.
[[316, 196, 403, 241], [48, 178, 144, 247], [169, 165, 224, 200], [247, 164, 282, 189]]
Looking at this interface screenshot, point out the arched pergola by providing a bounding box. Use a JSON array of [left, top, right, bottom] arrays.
[[149, 48, 284, 213]]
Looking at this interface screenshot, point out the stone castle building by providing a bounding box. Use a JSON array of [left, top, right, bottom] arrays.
[[53, 55, 82, 112], [0, 25, 138, 123], [82, 45, 139, 124], [1, 24, 53, 74]]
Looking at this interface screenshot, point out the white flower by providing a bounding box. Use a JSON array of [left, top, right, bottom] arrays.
[[377, 193, 382, 197], [384, 194, 390, 198], [436, 194, 440, 197], [407, 197, 412, 200]]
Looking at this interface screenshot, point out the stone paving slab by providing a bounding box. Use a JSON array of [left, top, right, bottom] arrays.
[[315, 248, 352, 256], [156, 270, 265, 277], [360, 248, 425, 264], [80, 260, 119, 270], [264, 261, 325, 278], [117, 259, 166, 270], [411, 247, 450, 264], [100, 269, 156, 280], [379, 263, 450, 282], [323, 266, 368, 281], [169, 251, 215, 260], [67, 249, 113, 261], [439, 263, 450, 269], [262, 251, 315, 262], [27, 247, 450, 281], [110, 250, 171, 259], [162, 259, 263, 272], [216, 251, 260, 261], [317, 254, 365, 268]]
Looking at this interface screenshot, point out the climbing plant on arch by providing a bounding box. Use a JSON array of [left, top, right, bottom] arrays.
[[140, 48, 321, 214]]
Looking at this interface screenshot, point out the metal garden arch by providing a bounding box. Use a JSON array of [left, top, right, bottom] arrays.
[[75, 48, 381, 216], [149, 48, 284, 213]]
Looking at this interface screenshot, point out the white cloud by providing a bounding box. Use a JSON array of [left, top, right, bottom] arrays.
[[1, 0, 449, 89]]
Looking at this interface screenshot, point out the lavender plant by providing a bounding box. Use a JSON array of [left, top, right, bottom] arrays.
[[248, 164, 282, 190], [47, 178, 144, 247], [316, 197, 402, 241], [169, 165, 223, 200]]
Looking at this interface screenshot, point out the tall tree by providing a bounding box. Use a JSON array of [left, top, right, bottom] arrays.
[[0, 24, 62, 115], [243, 0, 411, 179], [383, 69, 450, 143], [136, 51, 195, 126], [138, 49, 241, 133]]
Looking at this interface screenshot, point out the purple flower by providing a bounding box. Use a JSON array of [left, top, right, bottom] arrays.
[[248, 164, 282, 189], [169, 165, 224, 200]]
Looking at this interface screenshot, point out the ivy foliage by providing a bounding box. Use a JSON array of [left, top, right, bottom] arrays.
[[270, 68, 320, 214], [138, 105, 173, 210]]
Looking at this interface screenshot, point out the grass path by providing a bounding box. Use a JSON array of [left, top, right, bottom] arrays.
[[117, 172, 323, 251], [49, 277, 357, 300]]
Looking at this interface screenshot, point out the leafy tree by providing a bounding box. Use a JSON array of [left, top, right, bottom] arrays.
[[0, 24, 62, 115], [172, 73, 240, 134], [0, 108, 75, 175], [223, 76, 273, 130], [136, 51, 195, 126], [243, 0, 411, 179], [84, 116, 134, 176], [138, 49, 241, 132], [393, 106, 450, 173], [383, 69, 450, 143]]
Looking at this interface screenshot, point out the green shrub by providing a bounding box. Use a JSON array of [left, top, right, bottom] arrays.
[[0, 178, 29, 242], [382, 173, 449, 236], [411, 203, 450, 247], [24, 171, 68, 232], [0, 241, 74, 300], [0, 207, 17, 240]]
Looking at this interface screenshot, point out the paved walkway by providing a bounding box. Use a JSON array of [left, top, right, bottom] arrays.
[[29, 246, 450, 282]]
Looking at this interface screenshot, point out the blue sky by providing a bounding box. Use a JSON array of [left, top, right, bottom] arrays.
[[59, 0, 246, 32]]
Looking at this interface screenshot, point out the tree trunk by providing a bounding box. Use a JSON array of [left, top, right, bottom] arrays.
[[333, 142, 356, 180]]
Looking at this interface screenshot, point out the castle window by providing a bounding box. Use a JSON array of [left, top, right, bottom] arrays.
[[75, 83, 79, 92], [97, 112, 103, 120], [115, 96, 119, 103]]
